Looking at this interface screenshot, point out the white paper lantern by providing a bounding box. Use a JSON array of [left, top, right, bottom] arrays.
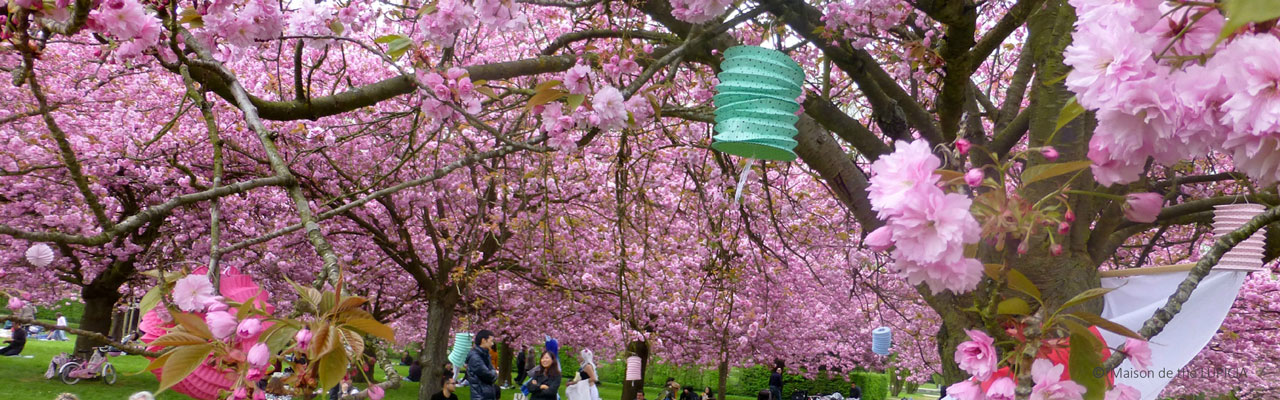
[[25, 243, 54, 267], [625, 356, 643, 381], [1212, 204, 1268, 269], [871, 327, 892, 356]]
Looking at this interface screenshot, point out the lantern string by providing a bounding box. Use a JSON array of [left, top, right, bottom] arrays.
[[734, 158, 756, 203]]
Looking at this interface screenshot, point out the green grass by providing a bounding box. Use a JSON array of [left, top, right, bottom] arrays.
[[1, 339, 764, 400]]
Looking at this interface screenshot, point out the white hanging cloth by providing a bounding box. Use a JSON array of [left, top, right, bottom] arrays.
[[1097, 267, 1254, 400]]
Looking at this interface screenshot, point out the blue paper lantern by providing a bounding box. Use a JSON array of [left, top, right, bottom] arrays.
[[712, 46, 806, 162], [871, 327, 892, 356]]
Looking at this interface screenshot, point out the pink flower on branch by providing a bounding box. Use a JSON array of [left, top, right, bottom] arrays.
[[955, 329, 998, 380], [1122, 193, 1163, 223], [173, 274, 215, 312]]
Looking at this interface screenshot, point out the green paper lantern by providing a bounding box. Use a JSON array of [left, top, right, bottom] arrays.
[[711, 46, 805, 162]]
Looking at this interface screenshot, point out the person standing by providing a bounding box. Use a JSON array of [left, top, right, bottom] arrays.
[[527, 351, 561, 400], [769, 360, 783, 400], [514, 346, 528, 386], [466, 330, 499, 400], [432, 375, 461, 400], [567, 348, 599, 400], [54, 313, 68, 341]]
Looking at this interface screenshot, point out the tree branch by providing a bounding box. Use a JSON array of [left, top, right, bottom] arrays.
[[0, 316, 164, 358]]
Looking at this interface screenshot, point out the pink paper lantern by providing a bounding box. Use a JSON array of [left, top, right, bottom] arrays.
[[625, 356, 643, 381], [139, 266, 274, 400], [1212, 205, 1267, 270]]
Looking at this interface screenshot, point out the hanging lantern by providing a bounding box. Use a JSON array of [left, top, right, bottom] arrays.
[[25, 243, 54, 267], [712, 46, 805, 162], [1212, 204, 1267, 269], [871, 327, 892, 356], [448, 333, 473, 366], [625, 356, 643, 381]]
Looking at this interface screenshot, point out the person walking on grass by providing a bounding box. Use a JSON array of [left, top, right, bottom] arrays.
[[514, 345, 529, 388], [527, 350, 562, 400], [567, 348, 600, 400], [53, 313, 68, 341], [467, 330, 500, 400]]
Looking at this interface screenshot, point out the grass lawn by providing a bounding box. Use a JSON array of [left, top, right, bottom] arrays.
[[1, 338, 763, 400]]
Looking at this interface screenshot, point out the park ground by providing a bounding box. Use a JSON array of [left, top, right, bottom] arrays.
[[0, 338, 941, 400]]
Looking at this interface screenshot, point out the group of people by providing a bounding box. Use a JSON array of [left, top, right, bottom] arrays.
[[657, 378, 717, 400], [406, 330, 600, 400], [762, 361, 861, 400]]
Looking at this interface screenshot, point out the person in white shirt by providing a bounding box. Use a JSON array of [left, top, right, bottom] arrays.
[[54, 313, 68, 341]]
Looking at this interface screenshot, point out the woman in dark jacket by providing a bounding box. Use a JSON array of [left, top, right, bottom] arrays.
[[527, 350, 561, 400]]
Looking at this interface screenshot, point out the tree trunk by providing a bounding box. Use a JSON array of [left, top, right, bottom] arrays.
[[717, 358, 729, 400], [498, 342, 513, 386], [621, 340, 649, 400], [75, 282, 124, 355], [418, 288, 461, 400]]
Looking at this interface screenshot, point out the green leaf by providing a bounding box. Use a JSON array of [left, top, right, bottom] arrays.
[[416, 3, 436, 17], [317, 345, 350, 391], [1057, 287, 1115, 314], [1053, 97, 1085, 135], [170, 310, 213, 340], [1064, 320, 1106, 400], [997, 298, 1032, 315], [132, 350, 172, 375], [1069, 312, 1144, 340], [1022, 161, 1092, 185], [387, 37, 414, 61], [534, 80, 563, 92], [320, 291, 337, 315], [1220, 0, 1280, 39], [149, 332, 209, 348], [328, 20, 345, 36], [374, 34, 405, 44], [236, 294, 259, 320], [1006, 269, 1042, 302], [566, 94, 586, 112], [527, 89, 566, 109], [139, 286, 163, 315], [476, 86, 500, 100], [261, 322, 301, 354], [344, 318, 397, 342], [158, 344, 213, 394], [983, 264, 1005, 282]]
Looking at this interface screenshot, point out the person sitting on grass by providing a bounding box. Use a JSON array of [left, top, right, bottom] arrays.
[[433, 375, 461, 400], [408, 359, 423, 382], [1, 322, 27, 356]]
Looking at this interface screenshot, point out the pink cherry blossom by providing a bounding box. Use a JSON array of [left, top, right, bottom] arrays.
[[1030, 359, 1087, 400], [1041, 147, 1059, 161], [1122, 193, 1163, 223], [986, 377, 1016, 400], [205, 311, 238, 340], [946, 380, 983, 400], [890, 191, 980, 265], [417, 0, 475, 48], [590, 86, 627, 132], [965, 169, 983, 187], [232, 386, 248, 400], [1123, 338, 1152, 371], [955, 329, 998, 380], [368, 385, 385, 400], [669, 0, 734, 24], [864, 226, 893, 252], [1218, 35, 1280, 137], [563, 65, 593, 95], [475, 0, 525, 31], [173, 275, 216, 312], [1063, 25, 1156, 110], [6, 296, 24, 311], [237, 318, 263, 339], [955, 138, 971, 155], [295, 329, 313, 350], [868, 140, 941, 218], [1104, 383, 1140, 400], [247, 342, 270, 368]]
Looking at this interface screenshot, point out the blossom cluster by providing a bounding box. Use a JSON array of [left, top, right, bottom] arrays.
[[668, 0, 734, 24], [1063, 0, 1280, 184], [865, 140, 983, 294], [86, 0, 163, 59], [822, 0, 911, 48], [946, 330, 1153, 400], [202, 0, 285, 48], [418, 67, 483, 124], [417, 0, 476, 48]]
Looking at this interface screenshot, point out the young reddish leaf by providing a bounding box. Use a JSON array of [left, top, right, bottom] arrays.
[[170, 310, 213, 339], [149, 332, 209, 347], [158, 344, 213, 394], [1069, 311, 1144, 340], [345, 318, 397, 342]]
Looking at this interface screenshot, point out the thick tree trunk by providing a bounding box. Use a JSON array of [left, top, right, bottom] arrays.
[[498, 342, 513, 386], [418, 288, 461, 400], [621, 340, 649, 400], [75, 285, 122, 355], [716, 358, 729, 400]]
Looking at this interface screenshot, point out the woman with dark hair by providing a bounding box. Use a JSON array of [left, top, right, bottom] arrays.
[[768, 360, 784, 400], [527, 351, 561, 400], [702, 387, 713, 400]]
